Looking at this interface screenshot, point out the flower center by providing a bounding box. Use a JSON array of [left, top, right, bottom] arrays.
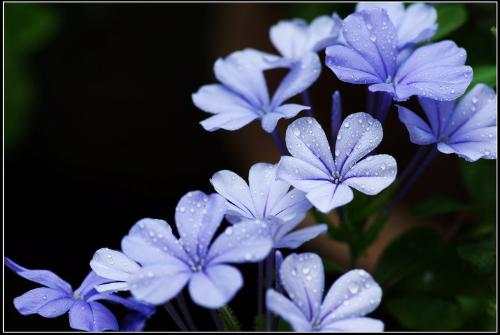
[[332, 171, 341, 184]]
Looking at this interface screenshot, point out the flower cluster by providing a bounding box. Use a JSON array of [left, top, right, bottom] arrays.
[[6, 2, 496, 332]]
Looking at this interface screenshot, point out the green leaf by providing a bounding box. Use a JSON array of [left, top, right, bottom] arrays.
[[386, 296, 463, 330], [253, 314, 265, 331], [219, 306, 241, 331], [460, 160, 496, 215], [470, 65, 497, 88], [457, 239, 496, 274], [432, 4, 468, 40], [411, 195, 467, 218], [324, 259, 345, 274]]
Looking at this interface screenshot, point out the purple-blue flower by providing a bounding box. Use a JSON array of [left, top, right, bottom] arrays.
[[90, 191, 272, 309], [397, 83, 497, 161], [4, 257, 153, 332], [325, 8, 472, 102], [210, 162, 327, 249], [266, 13, 342, 63], [192, 49, 318, 133], [356, 2, 437, 52], [266, 253, 383, 332], [277, 114, 397, 213]]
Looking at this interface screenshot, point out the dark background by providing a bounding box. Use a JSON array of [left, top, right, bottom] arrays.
[[4, 3, 496, 331]]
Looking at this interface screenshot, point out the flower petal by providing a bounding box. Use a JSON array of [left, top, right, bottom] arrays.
[[307, 14, 342, 51], [285, 117, 335, 175], [188, 264, 242, 308], [248, 163, 280, 218], [261, 104, 310, 133], [322, 317, 384, 332], [90, 248, 141, 282], [266, 289, 311, 331], [214, 51, 270, 108], [397, 105, 437, 145], [192, 84, 255, 115], [356, 2, 405, 28], [447, 83, 497, 136], [271, 52, 321, 108], [335, 112, 383, 176], [13, 287, 72, 316], [279, 253, 324, 320], [207, 220, 272, 265], [74, 271, 114, 299], [320, 269, 382, 323], [270, 19, 309, 59], [268, 188, 312, 222], [341, 8, 397, 81], [275, 224, 328, 249], [175, 191, 226, 258], [343, 154, 397, 195], [200, 109, 259, 132], [306, 182, 354, 213], [88, 293, 155, 317], [277, 156, 333, 193], [128, 263, 191, 305], [4, 257, 72, 294], [121, 218, 190, 265], [69, 300, 118, 331], [210, 170, 256, 219], [392, 41, 473, 101], [396, 3, 437, 48], [326, 45, 384, 85]]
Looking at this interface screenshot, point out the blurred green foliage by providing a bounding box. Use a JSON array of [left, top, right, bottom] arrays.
[[5, 4, 59, 150]]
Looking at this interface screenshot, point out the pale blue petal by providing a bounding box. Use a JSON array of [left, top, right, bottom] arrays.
[[90, 248, 140, 283], [69, 300, 118, 331], [261, 104, 310, 133], [279, 253, 324, 320], [306, 182, 354, 213], [13, 287, 72, 316], [275, 224, 328, 249], [321, 317, 384, 332], [266, 289, 311, 331], [175, 191, 226, 258], [270, 19, 309, 59], [397, 105, 437, 145], [210, 169, 256, 219], [277, 156, 333, 193], [396, 3, 437, 48], [343, 154, 397, 195], [188, 264, 243, 308], [320, 269, 382, 324]]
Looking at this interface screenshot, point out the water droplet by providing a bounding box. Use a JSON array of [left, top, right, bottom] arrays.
[[302, 267, 310, 275], [348, 283, 359, 294]]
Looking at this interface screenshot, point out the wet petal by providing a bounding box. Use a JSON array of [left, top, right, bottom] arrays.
[[210, 170, 256, 219], [277, 156, 333, 193], [175, 191, 226, 258], [396, 3, 437, 48], [343, 154, 397, 195], [279, 253, 324, 320], [266, 289, 311, 331], [261, 104, 310, 133], [320, 269, 382, 323], [397, 105, 437, 145], [188, 264, 242, 308], [284, 117, 335, 175], [335, 112, 383, 176], [13, 287, 72, 316], [90, 248, 140, 283], [306, 182, 354, 213], [270, 19, 309, 59], [121, 218, 190, 264], [69, 300, 118, 331], [275, 224, 328, 249], [321, 317, 384, 332]]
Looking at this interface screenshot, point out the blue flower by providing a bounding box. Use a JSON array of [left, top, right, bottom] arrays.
[[90, 191, 272, 309], [266, 13, 342, 63], [356, 2, 437, 53], [210, 162, 327, 249], [325, 8, 472, 102], [192, 49, 318, 133], [266, 253, 383, 332], [4, 258, 153, 332], [397, 83, 497, 161], [277, 114, 397, 213]]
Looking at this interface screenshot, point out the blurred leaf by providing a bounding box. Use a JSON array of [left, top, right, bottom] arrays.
[[460, 160, 496, 215], [375, 228, 443, 285], [277, 319, 292, 331], [457, 295, 497, 330], [471, 65, 497, 88], [457, 239, 496, 274], [324, 259, 344, 274], [386, 296, 463, 330], [219, 306, 240, 331], [253, 314, 265, 331], [432, 4, 468, 40], [346, 183, 397, 225], [411, 195, 467, 218]]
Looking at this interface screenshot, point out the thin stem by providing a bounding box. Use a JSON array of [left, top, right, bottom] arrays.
[[330, 90, 342, 148], [176, 292, 197, 330], [270, 129, 287, 155], [339, 207, 356, 268], [265, 254, 276, 331], [164, 302, 187, 331], [210, 309, 224, 331], [387, 145, 439, 211], [397, 145, 430, 184], [302, 89, 313, 116], [257, 261, 264, 316], [375, 92, 393, 124]]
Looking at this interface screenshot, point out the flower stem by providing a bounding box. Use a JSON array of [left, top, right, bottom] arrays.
[[387, 145, 439, 211], [397, 145, 430, 184], [164, 302, 187, 331], [270, 129, 287, 155], [176, 292, 197, 330], [265, 253, 276, 331], [367, 91, 393, 124], [257, 261, 264, 316], [302, 89, 313, 116]]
